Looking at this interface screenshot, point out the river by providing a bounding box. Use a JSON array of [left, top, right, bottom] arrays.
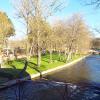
[[46, 55, 100, 84]]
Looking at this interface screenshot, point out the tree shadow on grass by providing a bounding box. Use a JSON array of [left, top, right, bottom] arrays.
[[0, 68, 29, 80], [4, 59, 45, 82], [28, 62, 43, 78], [0, 60, 44, 91], [14, 58, 37, 66], [43, 54, 62, 62], [0, 60, 31, 85], [42, 59, 50, 63]]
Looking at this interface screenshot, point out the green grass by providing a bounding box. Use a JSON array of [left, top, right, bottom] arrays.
[[3, 53, 83, 77]]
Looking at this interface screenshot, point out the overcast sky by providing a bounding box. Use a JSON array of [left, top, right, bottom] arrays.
[[0, 0, 100, 40]]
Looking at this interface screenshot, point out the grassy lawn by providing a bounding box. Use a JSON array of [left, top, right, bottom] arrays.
[[2, 53, 83, 78]]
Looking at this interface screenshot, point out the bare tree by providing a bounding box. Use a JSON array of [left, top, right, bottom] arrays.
[[65, 14, 91, 60], [53, 14, 91, 62], [13, 0, 66, 67], [84, 0, 100, 7], [53, 20, 66, 61]]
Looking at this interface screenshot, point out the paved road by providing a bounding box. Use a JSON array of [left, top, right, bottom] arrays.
[[46, 55, 100, 84]]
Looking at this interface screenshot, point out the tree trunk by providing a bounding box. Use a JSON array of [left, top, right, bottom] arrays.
[[5, 39, 9, 58], [37, 33, 41, 67], [31, 46, 34, 56], [58, 50, 61, 61], [29, 44, 34, 57], [64, 49, 68, 62], [64, 49, 66, 59], [26, 42, 30, 59], [49, 50, 53, 63], [66, 51, 72, 62], [37, 47, 41, 67], [26, 17, 30, 59]]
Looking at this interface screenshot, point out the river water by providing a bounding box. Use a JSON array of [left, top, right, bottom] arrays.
[[0, 55, 100, 100], [46, 55, 100, 84]]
